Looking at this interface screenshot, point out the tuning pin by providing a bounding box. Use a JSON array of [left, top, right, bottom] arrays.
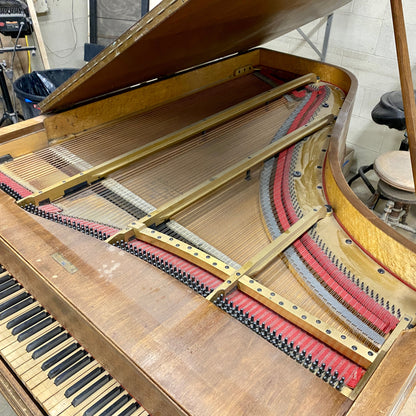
[[297, 349, 306, 363], [323, 367, 332, 382], [336, 377, 345, 391], [290, 345, 300, 360], [329, 371, 339, 386], [316, 362, 326, 377], [303, 353, 312, 368], [309, 359, 319, 373]]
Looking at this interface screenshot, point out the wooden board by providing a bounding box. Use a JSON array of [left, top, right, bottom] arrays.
[[42, 50, 263, 141], [0, 116, 45, 146], [40, 0, 350, 113], [0, 192, 352, 416], [347, 328, 416, 415], [26, 0, 50, 70]]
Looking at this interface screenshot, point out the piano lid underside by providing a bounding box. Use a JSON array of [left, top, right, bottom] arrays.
[[0, 65, 416, 415]]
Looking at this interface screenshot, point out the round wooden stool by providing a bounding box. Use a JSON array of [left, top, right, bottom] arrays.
[[374, 151, 416, 230], [374, 151, 414, 192]]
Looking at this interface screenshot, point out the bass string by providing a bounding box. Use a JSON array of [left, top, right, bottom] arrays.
[[2, 77, 291, 190], [108, 98, 294, 208], [59, 72, 273, 163], [52, 92, 299, 231], [57, 187, 136, 229]]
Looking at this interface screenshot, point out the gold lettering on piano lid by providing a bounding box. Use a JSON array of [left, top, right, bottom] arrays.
[[51, 253, 78, 274]]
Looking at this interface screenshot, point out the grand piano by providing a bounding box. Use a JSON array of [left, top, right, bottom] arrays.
[[0, 0, 415, 415]]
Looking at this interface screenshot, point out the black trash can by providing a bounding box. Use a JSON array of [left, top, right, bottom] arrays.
[[13, 69, 78, 119]]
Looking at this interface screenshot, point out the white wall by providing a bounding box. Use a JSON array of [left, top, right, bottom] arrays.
[[34, 0, 88, 69], [264, 0, 416, 172], [149, 0, 162, 10]]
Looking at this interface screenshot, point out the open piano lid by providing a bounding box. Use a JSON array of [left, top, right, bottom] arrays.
[[40, 0, 350, 113]]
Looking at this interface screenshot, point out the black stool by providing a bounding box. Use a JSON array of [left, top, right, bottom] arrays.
[[348, 90, 416, 233], [348, 89, 412, 193]]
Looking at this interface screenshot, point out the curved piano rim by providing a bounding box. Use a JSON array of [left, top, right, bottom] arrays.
[[322, 66, 416, 290]]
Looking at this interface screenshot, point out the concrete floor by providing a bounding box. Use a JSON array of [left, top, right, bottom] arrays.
[[0, 394, 17, 416]]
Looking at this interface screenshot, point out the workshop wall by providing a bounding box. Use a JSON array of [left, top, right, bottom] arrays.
[[264, 0, 416, 172], [96, 1, 142, 46], [36, 0, 88, 69]]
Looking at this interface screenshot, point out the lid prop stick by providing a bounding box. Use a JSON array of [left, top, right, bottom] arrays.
[[390, 0, 416, 191]]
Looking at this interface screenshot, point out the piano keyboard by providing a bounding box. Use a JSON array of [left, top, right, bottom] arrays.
[[0, 266, 148, 416]]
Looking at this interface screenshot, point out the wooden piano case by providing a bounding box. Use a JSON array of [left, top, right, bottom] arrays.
[[0, 0, 415, 415]]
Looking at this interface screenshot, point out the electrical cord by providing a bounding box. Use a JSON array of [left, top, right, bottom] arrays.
[[25, 35, 31, 72], [0, 2, 33, 123], [10, 21, 25, 113], [0, 21, 25, 120], [44, 0, 78, 59], [11, 21, 24, 71]]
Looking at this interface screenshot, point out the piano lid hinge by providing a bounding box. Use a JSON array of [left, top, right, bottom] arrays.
[[233, 64, 254, 77]]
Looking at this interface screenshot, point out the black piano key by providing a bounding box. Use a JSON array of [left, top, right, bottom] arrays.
[[98, 394, 130, 416], [65, 367, 104, 398], [17, 317, 54, 342], [83, 386, 122, 416], [72, 374, 112, 407], [0, 297, 34, 320], [47, 349, 87, 379], [0, 279, 16, 292], [6, 306, 43, 329], [55, 356, 93, 386], [0, 292, 30, 313], [0, 274, 12, 284], [0, 284, 21, 300], [11, 311, 48, 335], [41, 342, 79, 371], [118, 403, 139, 416], [28, 327, 66, 354]]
